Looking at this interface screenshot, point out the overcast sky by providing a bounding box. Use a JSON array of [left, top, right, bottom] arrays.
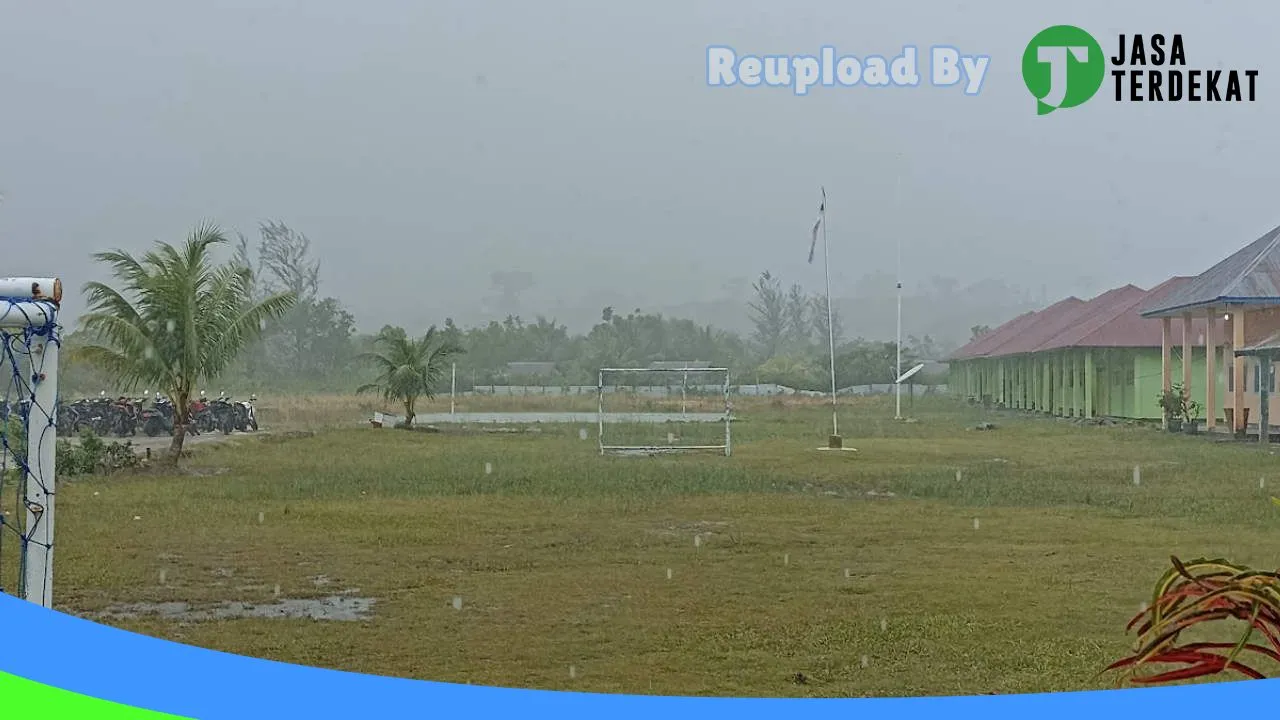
[[1, 0, 1275, 333]]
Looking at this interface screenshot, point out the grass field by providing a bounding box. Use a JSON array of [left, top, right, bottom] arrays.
[[6, 394, 1280, 697]]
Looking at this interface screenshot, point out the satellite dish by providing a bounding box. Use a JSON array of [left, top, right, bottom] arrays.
[[895, 363, 926, 384]]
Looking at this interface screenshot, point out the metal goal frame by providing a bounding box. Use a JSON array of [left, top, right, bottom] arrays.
[[0, 277, 62, 609], [596, 367, 731, 457]]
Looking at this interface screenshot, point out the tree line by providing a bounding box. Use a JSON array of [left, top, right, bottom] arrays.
[[60, 220, 949, 402]]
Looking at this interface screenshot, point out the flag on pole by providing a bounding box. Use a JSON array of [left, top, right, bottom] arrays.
[[808, 186, 826, 263]]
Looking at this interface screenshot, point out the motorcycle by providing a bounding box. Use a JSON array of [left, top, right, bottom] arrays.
[[235, 395, 259, 432]]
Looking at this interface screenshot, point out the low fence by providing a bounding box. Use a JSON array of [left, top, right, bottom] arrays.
[[464, 384, 949, 397]]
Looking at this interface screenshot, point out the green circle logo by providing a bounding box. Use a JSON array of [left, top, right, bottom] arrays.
[[1022, 25, 1105, 115]]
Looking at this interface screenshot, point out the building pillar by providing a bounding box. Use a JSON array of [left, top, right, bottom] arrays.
[[1161, 317, 1172, 429], [1205, 309, 1216, 430], [1021, 359, 1027, 409], [1234, 310, 1246, 432], [1072, 351, 1082, 417], [1058, 352, 1067, 416], [1261, 352, 1272, 446], [1084, 350, 1095, 419], [1182, 313, 1193, 406], [1042, 358, 1051, 413]]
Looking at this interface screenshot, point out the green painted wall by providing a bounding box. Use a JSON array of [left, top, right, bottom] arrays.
[[1132, 349, 1225, 421]]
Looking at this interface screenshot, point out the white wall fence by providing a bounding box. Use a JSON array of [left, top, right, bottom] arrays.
[[464, 384, 948, 397]]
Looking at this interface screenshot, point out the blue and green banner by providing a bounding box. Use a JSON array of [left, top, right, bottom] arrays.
[[0, 592, 1269, 718]]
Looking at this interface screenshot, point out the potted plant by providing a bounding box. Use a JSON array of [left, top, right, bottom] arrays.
[[1182, 397, 1204, 434], [1157, 384, 1189, 432]]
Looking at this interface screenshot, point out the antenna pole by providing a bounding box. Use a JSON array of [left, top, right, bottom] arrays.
[[822, 188, 838, 438], [895, 157, 903, 421]]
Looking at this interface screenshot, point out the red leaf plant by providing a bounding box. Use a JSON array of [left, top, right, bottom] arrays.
[[1107, 556, 1280, 685]]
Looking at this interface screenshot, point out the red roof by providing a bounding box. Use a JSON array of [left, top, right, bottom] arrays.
[[981, 291, 1118, 356], [953, 278, 1224, 359], [1046, 277, 1216, 348], [946, 311, 1035, 360], [948, 298, 1083, 360], [1030, 285, 1150, 352]]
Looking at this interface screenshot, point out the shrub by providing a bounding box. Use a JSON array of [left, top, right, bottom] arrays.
[[1109, 529, 1280, 684], [55, 429, 140, 476]]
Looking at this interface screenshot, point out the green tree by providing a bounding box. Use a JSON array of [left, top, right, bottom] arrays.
[[231, 221, 357, 388], [748, 271, 788, 361], [76, 224, 296, 462], [357, 325, 463, 426]]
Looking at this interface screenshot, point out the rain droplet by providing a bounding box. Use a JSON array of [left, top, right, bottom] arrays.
[[844, 568, 852, 578], [484, 462, 493, 475], [880, 618, 888, 632], [666, 568, 672, 580], [133, 515, 142, 521], [568, 665, 577, 679], [165, 319, 176, 333], [452, 596, 463, 610], [783, 553, 789, 566], [860, 655, 869, 668], [257, 511, 264, 525], [1139, 601, 1149, 612], [159, 569, 167, 585], [667, 432, 675, 444], [259, 318, 268, 331], [955, 469, 962, 482], [1133, 465, 1141, 486], [93, 491, 99, 497], [578, 428, 588, 440], [143, 347, 154, 359], [273, 584, 281, 597], [693, 534, 702, 548], [972, 517, 980, 530], [1261, 477, 1267, 489]]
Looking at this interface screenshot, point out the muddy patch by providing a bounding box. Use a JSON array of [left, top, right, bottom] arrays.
[[95, 595, 375, 622]]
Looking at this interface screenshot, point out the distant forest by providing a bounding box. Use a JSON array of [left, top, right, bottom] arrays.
[[60, 222, 1039, 396]]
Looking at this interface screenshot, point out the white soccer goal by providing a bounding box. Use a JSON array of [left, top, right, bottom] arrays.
[[0, 277, 62, 609], [597, 367, 732, 456]]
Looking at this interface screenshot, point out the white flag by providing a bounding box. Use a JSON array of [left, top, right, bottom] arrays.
[[808, 187, 826, 263]]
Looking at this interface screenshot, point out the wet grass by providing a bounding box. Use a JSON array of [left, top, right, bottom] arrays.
[[14, 396, 1280, 696]]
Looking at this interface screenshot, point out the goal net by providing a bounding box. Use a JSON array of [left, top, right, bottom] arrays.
[[597, 367, 732, 456], [0, 277, 61, 609]]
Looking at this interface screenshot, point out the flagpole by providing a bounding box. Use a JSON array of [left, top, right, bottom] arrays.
[[822, 188, 838, 438], [894, 158, 903, 421]]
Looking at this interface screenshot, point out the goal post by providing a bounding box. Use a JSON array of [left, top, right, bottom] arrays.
[[596, 367, 732, 456], [0, 277, 62, 609]]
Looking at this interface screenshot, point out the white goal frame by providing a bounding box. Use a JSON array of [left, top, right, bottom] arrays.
[[596, 367, 732, 457], [0, 277, 61, 609]]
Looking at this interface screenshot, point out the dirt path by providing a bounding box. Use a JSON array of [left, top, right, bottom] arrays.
[[65, 430, 259, 454]]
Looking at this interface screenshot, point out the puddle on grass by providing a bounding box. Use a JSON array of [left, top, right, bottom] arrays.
[[96, 595, 375, 622]]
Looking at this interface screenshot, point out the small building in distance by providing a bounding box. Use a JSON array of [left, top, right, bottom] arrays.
[[648, 360, 713, 370]]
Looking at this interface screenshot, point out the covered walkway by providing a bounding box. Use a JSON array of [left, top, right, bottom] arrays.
[[1140, 223, 1280, 435]]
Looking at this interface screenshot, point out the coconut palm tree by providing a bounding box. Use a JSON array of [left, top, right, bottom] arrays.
[[357, 325, 463, 427], [76, 223, 296, 462]]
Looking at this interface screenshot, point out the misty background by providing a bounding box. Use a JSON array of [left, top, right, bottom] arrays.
[[1, 0, 1275, 353]]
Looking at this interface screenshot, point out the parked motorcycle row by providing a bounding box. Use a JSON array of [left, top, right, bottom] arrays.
[[53, 392, 260, 438]]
